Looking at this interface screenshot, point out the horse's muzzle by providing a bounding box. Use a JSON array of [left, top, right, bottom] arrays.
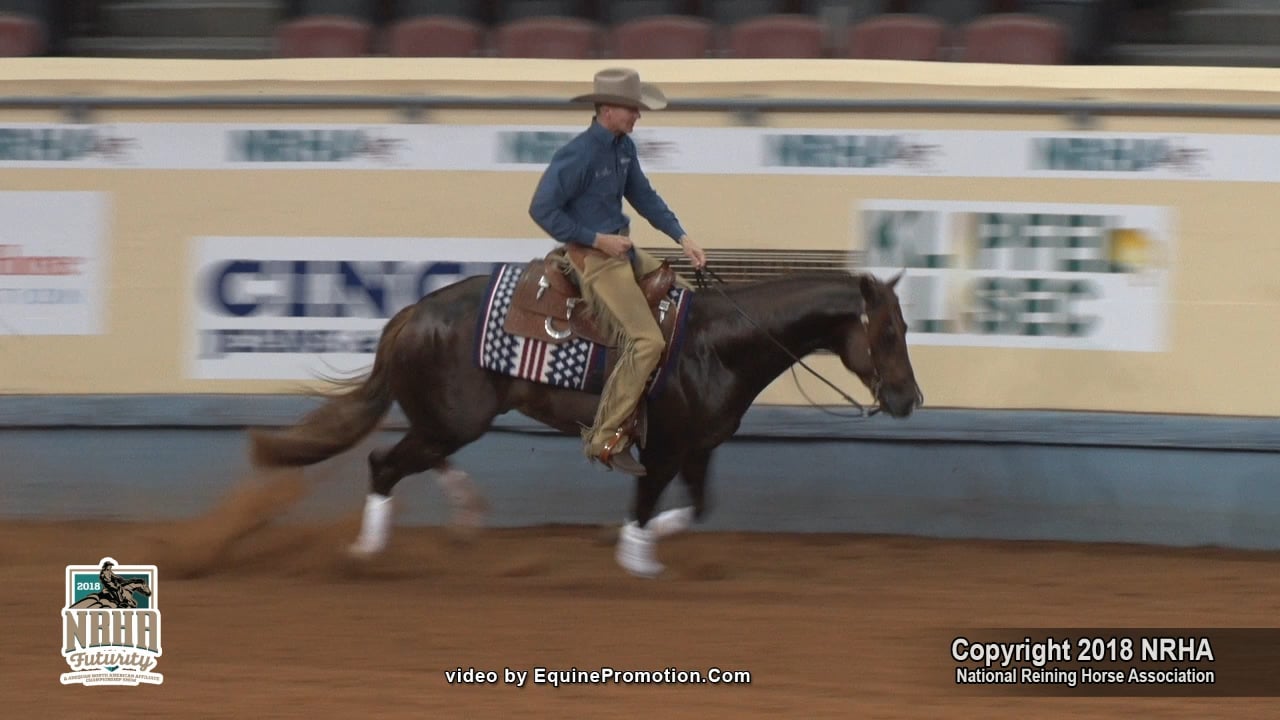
[[879, 382, 923, 418]]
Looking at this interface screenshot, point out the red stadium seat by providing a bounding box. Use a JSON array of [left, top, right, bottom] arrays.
[[727, 14, 825, 58], [0, 13, 44, 56], [954, 12, 1070, 64], [847, 13, 949, 61], [386, 16, 486, 56], [275, 15, 373, 57], [610, 15, 715, 59], [493, 16, 603, 58]]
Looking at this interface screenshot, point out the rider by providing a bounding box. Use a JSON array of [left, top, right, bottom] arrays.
[[529, 67, 707, 476], [99, 560, 132, 607]]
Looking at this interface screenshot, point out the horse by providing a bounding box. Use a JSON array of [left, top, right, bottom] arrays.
[[248, 264, 923, 577]]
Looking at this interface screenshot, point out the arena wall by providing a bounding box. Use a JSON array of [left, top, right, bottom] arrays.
[[2, 58, 1277, 549]]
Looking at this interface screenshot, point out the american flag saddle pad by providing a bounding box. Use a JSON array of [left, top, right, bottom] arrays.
[[473, 262, 693, 398]]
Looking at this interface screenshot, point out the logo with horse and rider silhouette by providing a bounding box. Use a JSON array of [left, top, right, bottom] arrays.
[[61, 557, 163, 686]]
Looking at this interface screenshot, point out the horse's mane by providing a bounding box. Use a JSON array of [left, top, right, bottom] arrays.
[[691, 270, 865, 339], [711, 270, 861, 296], [698, 271, 863, 312]]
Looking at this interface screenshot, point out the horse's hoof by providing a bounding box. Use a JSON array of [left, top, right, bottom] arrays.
[[454, 507, 487, 531], [445, 524, 481, 546], [616, 522, 664, 578], [346, 542, 382, 560], [618, 556, 664, 579], [648, 507, 695, 539]]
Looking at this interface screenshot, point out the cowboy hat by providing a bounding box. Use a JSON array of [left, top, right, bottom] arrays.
[[571, 67, 667, 111]]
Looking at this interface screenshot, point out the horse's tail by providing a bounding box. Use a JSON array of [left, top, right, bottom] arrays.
[[248, 304, 415, 468]]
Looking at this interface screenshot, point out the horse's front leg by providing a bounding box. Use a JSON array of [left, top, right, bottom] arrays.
[[434, 459, 488, 538], [615, 455, 681, 578], [651, 447, 714, 535]]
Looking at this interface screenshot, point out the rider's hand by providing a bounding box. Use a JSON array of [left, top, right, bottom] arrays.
[[593, 233, 633, 258], [679, 235, 707, 269]]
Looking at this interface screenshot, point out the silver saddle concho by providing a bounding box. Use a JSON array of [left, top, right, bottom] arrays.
[[537, 273, 581, 340]]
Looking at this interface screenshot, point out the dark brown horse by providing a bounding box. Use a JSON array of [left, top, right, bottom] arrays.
[[248, 267, 923, 577]]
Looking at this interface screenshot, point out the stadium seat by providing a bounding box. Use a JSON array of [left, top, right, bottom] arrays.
[[275, 15, 374, 57], [955, 12, 1070, 64], [728, 14, 826, 58], [846, 13, 948, 60], [386, 16, 486, 56], [1015, 0, 1106, 62], [493, 16, 602, 57], [610, 15, 715, 58], [0, 12, 43, 56]]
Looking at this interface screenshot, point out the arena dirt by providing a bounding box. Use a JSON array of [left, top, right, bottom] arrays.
[[8, 472, 1280, 718]]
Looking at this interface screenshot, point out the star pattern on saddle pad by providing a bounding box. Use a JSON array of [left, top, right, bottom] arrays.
[[481, 266, 521, 373], [550, 340, 592, 387]]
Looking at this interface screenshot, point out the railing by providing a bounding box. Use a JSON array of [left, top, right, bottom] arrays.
[[2, 94, 1278, 124]]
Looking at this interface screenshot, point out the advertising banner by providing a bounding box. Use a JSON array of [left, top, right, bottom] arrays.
[[0, 191, 109, 336], [0, 122, 1262, 182], [189, 236, 558, 380], [857, 200, 1174, 352]]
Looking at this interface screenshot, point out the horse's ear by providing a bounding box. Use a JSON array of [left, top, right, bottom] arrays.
[[888, 268, 905, 289], [858, 273, 879, 306]]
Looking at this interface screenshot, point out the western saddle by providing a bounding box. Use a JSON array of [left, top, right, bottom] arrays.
[[503, 244, 680, 349]]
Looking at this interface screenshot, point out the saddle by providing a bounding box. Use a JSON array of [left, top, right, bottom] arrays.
[[503, 244, 680, 349]]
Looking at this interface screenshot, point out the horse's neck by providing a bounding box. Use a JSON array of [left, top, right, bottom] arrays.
[[708, 275, 860, 397]]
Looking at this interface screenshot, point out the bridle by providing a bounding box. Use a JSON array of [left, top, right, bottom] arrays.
[[693, 265, 881, 419]]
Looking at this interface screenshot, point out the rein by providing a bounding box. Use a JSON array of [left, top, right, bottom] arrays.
[[693, 265, 880, 418]]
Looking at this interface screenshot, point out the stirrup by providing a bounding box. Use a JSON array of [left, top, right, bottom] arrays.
[[599, 426, 630, 465], [597, 431, 646, 476]]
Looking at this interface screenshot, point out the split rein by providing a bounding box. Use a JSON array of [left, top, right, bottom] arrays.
[[691, 265, 881, 419]]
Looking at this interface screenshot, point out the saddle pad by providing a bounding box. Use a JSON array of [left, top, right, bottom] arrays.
[[473, 263, 692, 397]]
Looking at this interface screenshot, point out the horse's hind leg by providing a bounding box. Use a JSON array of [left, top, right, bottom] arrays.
[[349, 430, 450, 557]]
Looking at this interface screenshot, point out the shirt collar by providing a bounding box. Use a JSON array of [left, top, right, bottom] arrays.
[[588, 119, 623, 147]]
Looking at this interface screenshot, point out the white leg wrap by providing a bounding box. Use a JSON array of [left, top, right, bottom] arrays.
[[647, 507, 695, 539], [615, 521, 664, 578], [349, 493, 393, 557], [436, 468, 486, 529]]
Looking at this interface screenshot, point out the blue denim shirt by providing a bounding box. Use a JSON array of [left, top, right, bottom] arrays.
[[529, 119, 686, 249]]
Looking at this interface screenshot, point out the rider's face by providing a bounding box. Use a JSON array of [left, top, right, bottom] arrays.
[[599, 104, 640, 136]]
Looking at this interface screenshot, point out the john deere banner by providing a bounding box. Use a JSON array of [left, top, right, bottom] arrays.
[[857, 200, 1174, 351]]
